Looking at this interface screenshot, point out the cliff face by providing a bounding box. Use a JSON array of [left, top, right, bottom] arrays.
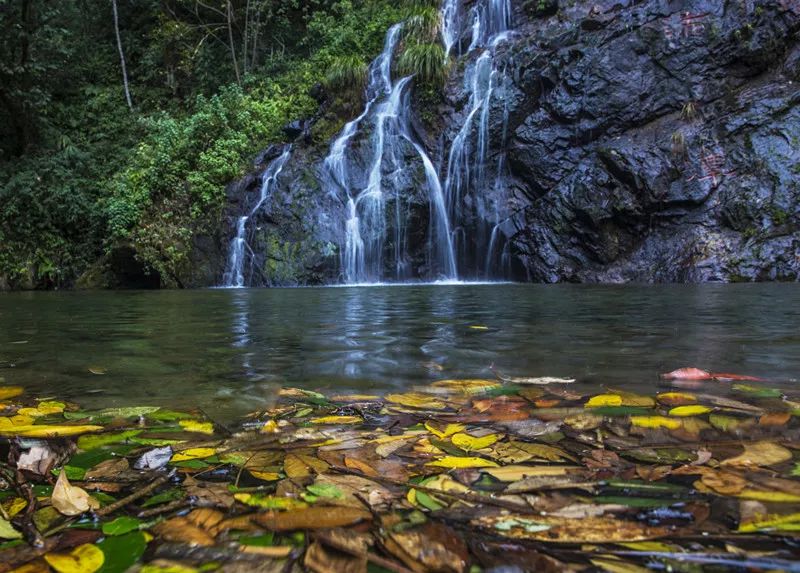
[[204, 0, 800, 287]]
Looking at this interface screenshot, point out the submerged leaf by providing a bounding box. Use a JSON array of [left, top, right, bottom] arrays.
[[426, 456, 499, 469], [720, 441, 792, 467]]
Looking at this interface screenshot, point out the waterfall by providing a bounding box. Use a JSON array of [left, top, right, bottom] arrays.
[[222, 148, 292, 287], [324, 23, 456, 283], [441, 0, 513, 277]]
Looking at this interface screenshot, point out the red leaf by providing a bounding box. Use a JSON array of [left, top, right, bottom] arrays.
[[711, 373, 766, 382], [660, 368, 712, 380]]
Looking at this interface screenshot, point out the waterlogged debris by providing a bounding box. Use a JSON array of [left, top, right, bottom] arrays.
[[0, 371, 799, 571]]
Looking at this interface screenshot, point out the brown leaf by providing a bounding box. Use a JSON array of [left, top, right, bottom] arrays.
[[305, 541, 367, 573], [284, 453, 329, 480], [344, 456, 379, 477], [184, 476, 235, 508], [152, 516, 215, 546], [185, 508, 224, 532], [759, 412, 791, 426], [253, 507, 371, 531], [385, 529, 465, 573], [84, 458, 129, 481]]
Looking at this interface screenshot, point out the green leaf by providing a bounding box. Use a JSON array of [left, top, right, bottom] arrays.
[[102, 516, 142, 536], [306, 483, 343, 499], [238, 533, 275, 547], [146, 410, 192, 422], [593, 496, 682, 508], [414, 490, 444, 511], [97, 531, 148, 573], [0, 517, 22, 540], [589, 406, 653, 417], [141, 488, 185, 508], [77, 430, 142, 451]]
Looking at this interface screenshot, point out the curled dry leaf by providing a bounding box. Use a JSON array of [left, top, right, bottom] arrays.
[[52, 470, 100, 516]]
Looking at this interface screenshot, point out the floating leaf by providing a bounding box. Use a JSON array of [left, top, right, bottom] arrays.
[[668, 405, 711, 417], [0, 423, 103, 438], [18, 401, 65, 417], [430, 379, 500, 395], [102, 516, 142, 536], [234, 493, 308, 510], [482, 465, 578, 482], [97, 532, 147, 573], [451, 433, 499, 451], [253, 506, 371, 530], [656, 392, 697, 406], [426, 456, 499, 469], [77, 430, 142, 451], [386, 392, 447, 410], [661, 368, 712, 380], [630, 416, 681, 430], [44, 544, 104, 573], [309, 415, 362, 424], [178, 420, 214, 434], [720, 441, 792, 467], [424, 422, 465, 439], [171, 447, 216, 462], [0, 386, 24, 400], [0, 516, 22, 540], [52, 470, 100, 516]]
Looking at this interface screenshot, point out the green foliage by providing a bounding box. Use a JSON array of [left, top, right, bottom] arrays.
[[324, 56, 369, 92], [403, 6, 442, 44], [397, 43, 448, 84]]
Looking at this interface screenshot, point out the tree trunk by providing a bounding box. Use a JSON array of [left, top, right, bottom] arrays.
[[112, 0, 134, 110]]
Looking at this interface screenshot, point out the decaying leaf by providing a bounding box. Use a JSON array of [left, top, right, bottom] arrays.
[[720, 441, 793, 468], [475, 514, 669, 543], [253, 506, 371, 530]]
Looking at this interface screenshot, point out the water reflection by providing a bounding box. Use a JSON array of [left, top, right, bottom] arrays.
[[0, 285, 798, 419]]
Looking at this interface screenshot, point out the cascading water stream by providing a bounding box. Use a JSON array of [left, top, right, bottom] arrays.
[[222, 148, 292, 287], [323, 23, 456, 283], [441, 0, 513, 278]]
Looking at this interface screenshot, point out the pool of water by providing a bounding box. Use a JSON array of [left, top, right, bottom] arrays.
[[1, 284, 798, 419]]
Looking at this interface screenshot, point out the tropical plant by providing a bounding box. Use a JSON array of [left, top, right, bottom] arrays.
[[324, 55, 369, 92], [397, 42, 448, 84]]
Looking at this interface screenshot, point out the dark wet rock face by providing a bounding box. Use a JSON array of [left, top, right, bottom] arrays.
[[502, 0, 800, 282], [205, 0, 800, 286]]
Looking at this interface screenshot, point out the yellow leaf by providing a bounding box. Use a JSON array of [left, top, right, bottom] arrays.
[[630, 416, 681, 430], [330, 394, 380, 401], [3, 497, 27, 518], [284, 453, 329, 479], [424, 422, 465, 439], [656, 392, 697, 405], [179, 420, 214, 434], [668, 405, 712, 417], [585, 394, 623, 408], [171, 447, 216, 462], [18, 401, 65, 417], [426, 456, 499, 469], [0, 424, 102, 438], [482, 465, 578, 482], [739, 512, 800, 532], [44, 544, 104, 573], [738, 490, 800, 503], [0, 386, 23, 400], [261, 420, 279, 433], [469, 325, 489, 330], [309, 415, 362, 425], [429, 379, 500, 395], [52, 471, 99, 516], [386, 393, 447, 410], [451, 433, 499, 451], [0, 415, 34, 428], [721, 441, 793, 467], [249, 471, 282, 482]]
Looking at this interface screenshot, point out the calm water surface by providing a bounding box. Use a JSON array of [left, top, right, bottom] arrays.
[[1, 284, 798, 419]]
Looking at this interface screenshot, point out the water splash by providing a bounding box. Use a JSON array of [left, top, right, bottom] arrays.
[[222, 148, 292, 287]]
